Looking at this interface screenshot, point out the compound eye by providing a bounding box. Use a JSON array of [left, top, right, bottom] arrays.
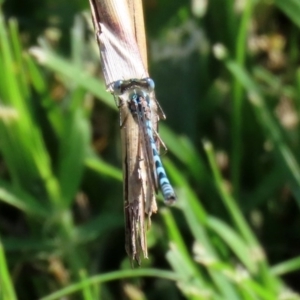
[[145, 78, 155, 91], [112, 80, 124, 95]]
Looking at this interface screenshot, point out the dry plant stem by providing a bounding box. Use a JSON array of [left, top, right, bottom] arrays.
[[120, 102, 147, 263], [88, 0, 158, 264], [126, 0, 148, 69], [88, 0, 147, 85]]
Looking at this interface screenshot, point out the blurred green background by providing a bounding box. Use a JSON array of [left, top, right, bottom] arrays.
[[1, 0, 300, 299]]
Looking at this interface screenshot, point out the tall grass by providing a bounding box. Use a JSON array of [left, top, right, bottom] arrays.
[[1, 0, 300, 299]]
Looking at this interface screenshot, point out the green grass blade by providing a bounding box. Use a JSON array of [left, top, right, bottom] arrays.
[[272, 256, 300, 276], [231, 0, 253, 198], [161, 208, 201, 274], [274, 0, 300, 28], [71, 15, 85, 68], [0, 180, 49, 217], [8, 18, 29, 99], [85, 152, 122, 181], [0, 238, 17, 300], [40, 269, 182, 300], [0, 10, 61, 206], [58, 90, 91, 207], [207, 216, 256, 273], [160, 125, 207, 181], [204, 140, 257, 246], [162, 163, 242, 300], [204, 140, 280, 291], [24, 53, 47, 94], [29, 46, 115, 110], [79, 269, 94, 300], [166, 244, 215, 300], [0, 13, 24, 108], [223, 57, 300, 208]]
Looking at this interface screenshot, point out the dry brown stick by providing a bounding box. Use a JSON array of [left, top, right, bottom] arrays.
[[88, 0, 147, 86], [88, 0, 158, 264], [126, 0, 148, 70]]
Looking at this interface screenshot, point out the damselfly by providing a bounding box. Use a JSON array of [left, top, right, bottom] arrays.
[[88, 0, 176, 264], [113, 78, 176, 205]]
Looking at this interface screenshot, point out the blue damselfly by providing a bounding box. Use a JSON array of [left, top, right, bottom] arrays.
[[113, 78, 176, 205], [88, 0, 175, 264]]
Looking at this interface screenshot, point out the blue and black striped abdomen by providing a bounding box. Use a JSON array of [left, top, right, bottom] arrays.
[[129, 92, 176, 205]]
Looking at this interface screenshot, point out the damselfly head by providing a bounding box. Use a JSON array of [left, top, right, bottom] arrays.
[[113, 78, 155, 97]]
